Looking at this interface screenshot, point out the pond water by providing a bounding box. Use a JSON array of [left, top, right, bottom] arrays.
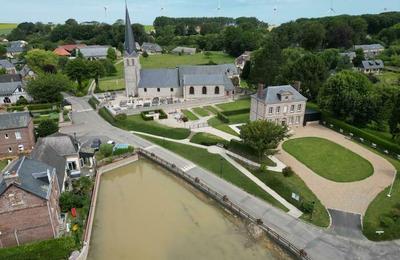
[[88, 159, 291, 260]]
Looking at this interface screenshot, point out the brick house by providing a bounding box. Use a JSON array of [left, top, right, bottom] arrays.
[[0, 112, 35, 157], [250, 84, 307, 126], [0, 157, 63, 247]]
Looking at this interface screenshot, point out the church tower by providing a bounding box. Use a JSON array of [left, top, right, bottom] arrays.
[[124, 5, 141, 97]]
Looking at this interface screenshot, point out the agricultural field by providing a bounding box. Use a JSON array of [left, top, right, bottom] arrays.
[[0, 23, 17, 35]]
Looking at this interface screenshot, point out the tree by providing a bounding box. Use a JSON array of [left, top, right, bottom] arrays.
[[240, 120, 290, 162], [285, 54, 328, 100], [27, 73, 71, 103], [106, 47, 116, 61], [0, 45, 6, 58], [241, 60, 251, 80], [25, 49, 58, 73], [64, 58, 90, 90], [388, 93, 400, 141], [300, 21, 326, 51], [318, 71, 377, 125], [353, 48, 365, 67], [37, 119, 59, 137], [0, 68, 6, 75], [318, 49, 340, 70], [87, 60, 105, 88]]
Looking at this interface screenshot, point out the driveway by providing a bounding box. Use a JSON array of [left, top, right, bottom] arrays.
[[276, 123, 396, 215]]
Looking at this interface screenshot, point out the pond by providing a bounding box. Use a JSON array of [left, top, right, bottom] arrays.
[[88, 159, 291, 260]]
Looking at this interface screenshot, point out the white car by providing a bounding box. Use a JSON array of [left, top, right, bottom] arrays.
[[107, 140, 115, 145]]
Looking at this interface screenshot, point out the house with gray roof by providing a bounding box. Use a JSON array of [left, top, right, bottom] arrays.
[[0, 59, 17, 74], [0, 156, 63, 247], [123, 6, 239, 99], [339, 51, 356, 63], [141, 42, 163, 54], [0, 112, 35, 156], [359, 59, 384, 75], [354, 44, 384, 58], [0, 74, 30, 105], [6, 41, 27, 58], [250, 84, 307, 126], [78, 45, 111, 60], [171, 46, 196, 55]]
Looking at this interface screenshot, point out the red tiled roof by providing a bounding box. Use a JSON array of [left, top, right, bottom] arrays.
[[58, 44, 87, 52], [53, 47, 71, 56]]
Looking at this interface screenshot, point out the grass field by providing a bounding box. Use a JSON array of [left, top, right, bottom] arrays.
[[192, 107, 210, 117], [248, 167, 330, 227], [283, 137, 374, 182], [141, 135, 288, 212], [99, 108, 190, 139], [216, 98, 251, 111], [362, 144, 400, 241], [207, 117, 239, 136], [181, 109, 199, 121], [98, 61, 125, 92], [0, 23, 17, 35], [190, 132, 228, 146], [141, 51, 235, 69], [377, 71, 400, 86]]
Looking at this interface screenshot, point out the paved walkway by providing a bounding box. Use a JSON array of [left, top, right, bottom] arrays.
[[276, 124, 396, 215], [60, 96, 400, 259]]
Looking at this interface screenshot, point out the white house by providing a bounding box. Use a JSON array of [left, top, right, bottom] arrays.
[[0, 74, 31, 105], [250, 84, 307, 126], [358, 60, 384, 75]]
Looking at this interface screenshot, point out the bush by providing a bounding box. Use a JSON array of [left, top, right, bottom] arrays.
[[301, 201, 315, 214], [7, 105, 25, 112], [322, 113, 400, 154], [16, 96, 28, 105], [380, 216, 395, 228], [36, 119, 59, 137], [221, 108, 250, 116], [190, 133, 229, 147], [98, 107, 116, 124], [59, 192, 84, 212], [88, 97, 99, 109], [113, 146, 134, 156], [27, 103, 58, 111], [141, 110, 167, 121], [99, 144, 114, 157], [115, 113, 127, 121], [142, 51, 149, 58], [182, 116, 188, 122], [217, 112, 229, 123], [282, 167, 294, 177]]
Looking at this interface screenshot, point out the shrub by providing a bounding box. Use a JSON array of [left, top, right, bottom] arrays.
[[115, 113, 127, 121], [141, 111, 154, 121], [27, 103, 58, 111], [7, 105, 25, 112], [142, 51, 149, 58], [16, 96, 28, 105], [182, 116, 188, 122], [282, 167, 294, 177], [36, 119, 59, 137], [59, 192, 84, 212], [99, 107, 116, 124], [88, 97, 99, 109], [221, 108, 250, 116], [380, 216, 395, 228], [301, 201, 315, 214], [217, 112, 229, 123], [113, 146, 134, 156], [99, 144, 114, 157]]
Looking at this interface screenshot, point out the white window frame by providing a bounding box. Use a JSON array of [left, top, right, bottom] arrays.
[[276, 106, 280, 114], [15, 132, 21, 140], [290, 105, 295, 113], [268, 107, 273, 114], [297, 104, 302, 112]]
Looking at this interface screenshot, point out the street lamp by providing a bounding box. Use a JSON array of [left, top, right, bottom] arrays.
[[387, 170, 397, 198]]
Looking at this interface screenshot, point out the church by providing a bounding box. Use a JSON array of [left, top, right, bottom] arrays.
[[123, 7, 239, 99]]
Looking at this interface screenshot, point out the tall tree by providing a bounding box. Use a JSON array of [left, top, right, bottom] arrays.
[[353, 48, 365, 67], [88, 60, 106, 88], [27, 73, 71, 103], [389, 93, 400, 141], [25, 49, 58, 73], [240, 120, 290, 162], [37, 119, 59, 137], [64, 58, 90, 90], [300, 21, 326, 51]]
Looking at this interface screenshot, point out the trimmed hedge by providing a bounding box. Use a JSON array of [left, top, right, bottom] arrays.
[[217, 112, 229, 123], [99, 107, 116, 124], [141, 110, 168, 121], [221, 108, 250, 116], [322, 113, 400, 155], [190, 132, 229, 147], [88, 97, 99, 109], [7, 105, 25, 112], [27, 103, 59, 111]]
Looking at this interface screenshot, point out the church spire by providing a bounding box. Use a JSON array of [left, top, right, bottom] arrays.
[[124, 3, 136, 55]]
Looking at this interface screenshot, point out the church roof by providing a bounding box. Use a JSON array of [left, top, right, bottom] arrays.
[[138, 69, 179, 88], [124, 5, 137, 56]]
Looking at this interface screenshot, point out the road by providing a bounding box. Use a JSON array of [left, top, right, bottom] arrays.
[[61, 95, 400, 260]]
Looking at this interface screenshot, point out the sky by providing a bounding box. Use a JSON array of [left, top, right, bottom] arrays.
[[1, 0, 399, 25]]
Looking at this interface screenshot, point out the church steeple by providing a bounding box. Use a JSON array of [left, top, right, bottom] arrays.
[[124, 3, 136, 56]]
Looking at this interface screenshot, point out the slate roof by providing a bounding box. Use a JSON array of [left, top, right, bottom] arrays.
[[19, 65, 34, 78], [339, 51, 356, 59], [0, 112, 31, 130], [35, 132, 78, 157], [0, 74, 22, 83], [31, 144, 66, 191], [172, 46, 196, 54], [138, 69, 179, 88], [0, 157, 55, 199], [361, 60, 384, 69], [78, 45, 109, 58], [142, 42, 162, 53], [354, 44, 384, 51], [183, 74, 225, 86], [254, 85, 307, 104], [0, 59, 15, 69], [0, 81, 24, 96], [124, 6, 137, 56], [6, 45, 25, 53], [178, 64, 238, 82]]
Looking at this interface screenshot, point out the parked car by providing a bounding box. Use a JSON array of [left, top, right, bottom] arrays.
[[107, 140, 115, 145], [91, 138, 102, 151]]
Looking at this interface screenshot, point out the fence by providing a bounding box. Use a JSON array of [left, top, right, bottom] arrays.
[[188, 122, 208, 129], [138, 148, 311, 260], [320, 120, 400, 161]]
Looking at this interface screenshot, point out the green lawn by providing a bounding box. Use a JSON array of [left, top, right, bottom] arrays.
[[0, 23, 17, 35], [226, 113, 250, 124], [377, 71, 400, 86], [192, 107, 210, 117], [207, 117, 239, 136], [283, 137, 374, 182], [181, 109, 199, 121], [98, 61, 125, 92], [216, 98, 251, 112], [228, 140, 276, 167], [144, 25, 155, 33], [190, 132, 228, 146], [0, 159, 9, 171], [141, 51, 235, 69], [99, 108, 190, 139], [203, 105, 220, 115], [0, 237, 77, 260], [362, 145, 400, 241], [248, 167, 330, 227], [141, 135, 288, 212]]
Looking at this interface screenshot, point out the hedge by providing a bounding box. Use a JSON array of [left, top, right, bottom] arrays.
[[0, 237, 77, 260], [321, 113, 400, 155], [27, 103, 59, 111], [7, 105, 25, 112], [217, 112, 229, 123], [99, 107, 116, 124], [141, 110, 168, 121], [221, 108, 250, 116], [88, 97, 99, 109]]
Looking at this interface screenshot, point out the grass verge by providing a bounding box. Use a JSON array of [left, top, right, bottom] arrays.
[[207, 117, 239, 137], [140, 135, 288, 212], [190, 132, 228, 146], [203, 105, 220, 115], [216, 98, 251, 111], [192, 107, 210, 117], [283, 137, 373, 182], [181, 109, 199, 121]]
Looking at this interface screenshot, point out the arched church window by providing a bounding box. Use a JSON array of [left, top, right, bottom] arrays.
[[202, 86, 207, 95], [215, 86, 220, 94], [189, 87, 194, 95]]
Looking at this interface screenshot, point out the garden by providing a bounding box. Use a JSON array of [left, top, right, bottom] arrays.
[[282, 137, 374, 182], [6, 102, 63, 126]]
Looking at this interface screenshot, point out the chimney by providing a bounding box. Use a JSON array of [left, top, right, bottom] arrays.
[[293, 81, 301, 92], [257, 83, 265, 99]]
